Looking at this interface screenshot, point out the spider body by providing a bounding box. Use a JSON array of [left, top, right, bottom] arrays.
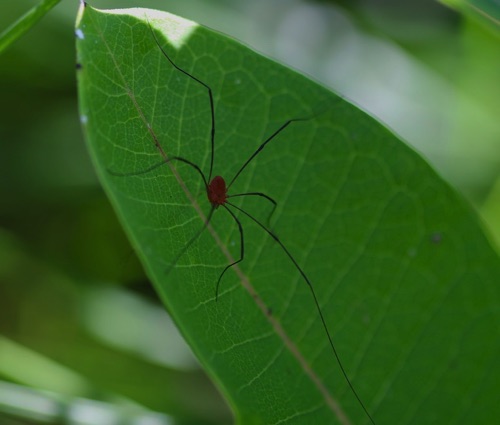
[[207, 175, 227, 207]]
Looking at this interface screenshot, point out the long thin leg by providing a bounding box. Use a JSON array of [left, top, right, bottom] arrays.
[[227, 192, 277, 228], [165, 205, 216, 276], [108, 156, 209, 188], [147, 19, 216, 182], [215, 204, 244, 301], [226, 117, 309, 190], [226, 201, 376, 425], [109, 155, 215, 277]]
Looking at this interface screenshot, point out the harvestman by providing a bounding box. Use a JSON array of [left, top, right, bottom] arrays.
[[111, 19, 377, 425]]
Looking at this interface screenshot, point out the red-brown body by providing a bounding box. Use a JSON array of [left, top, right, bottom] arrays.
[[207, 175, 227, 207]]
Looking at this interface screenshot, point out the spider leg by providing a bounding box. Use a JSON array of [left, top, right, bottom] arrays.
[[215, 204, 244, 301], [108, 156, 209, 188], [227, 117, 309, 190], [146, 16, 216, 182], [227, 192, 277, 229], [226, 200, 376, 425], [165, 205, 216, 276]]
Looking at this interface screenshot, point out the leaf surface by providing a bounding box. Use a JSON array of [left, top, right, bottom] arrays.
[[76, 6, 500, 425]]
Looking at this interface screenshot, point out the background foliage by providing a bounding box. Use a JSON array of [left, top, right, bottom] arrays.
[[1, 1, 499, 424]]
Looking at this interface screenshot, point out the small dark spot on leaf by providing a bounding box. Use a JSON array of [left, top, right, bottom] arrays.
[[431, 232, 442, 244]]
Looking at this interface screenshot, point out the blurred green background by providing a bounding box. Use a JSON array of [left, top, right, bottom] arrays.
[[1, 0, 499, 424]]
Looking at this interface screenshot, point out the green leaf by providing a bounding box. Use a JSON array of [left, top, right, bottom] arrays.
[[439, 0, 500, 35], [76, 5, 500, 425]]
